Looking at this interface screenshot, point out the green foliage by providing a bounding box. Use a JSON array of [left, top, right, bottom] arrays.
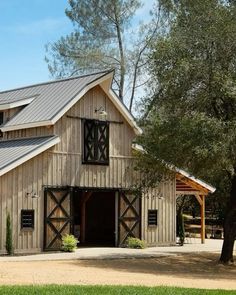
[[126, 237, 146, 249], [140, 0, 236, 195], [61, 234, 78, 252], [0, 285, 233, 295], [5, 213, 13, 255], [139, 0, 236, 262]]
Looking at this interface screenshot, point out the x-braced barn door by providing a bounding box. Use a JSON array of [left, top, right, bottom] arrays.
[[44, 187, 72, 250], [118, 191, 141, 246]]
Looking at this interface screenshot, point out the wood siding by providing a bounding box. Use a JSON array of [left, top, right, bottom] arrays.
[[141, 180, 176, 246], [4, 126, 53, 140], [0, 86, 176, 253]]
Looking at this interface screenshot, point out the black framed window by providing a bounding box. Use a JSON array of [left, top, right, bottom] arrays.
[[83, 119, 109, 165], [21, 210, 34, 229], [148, 210, 158, 226]]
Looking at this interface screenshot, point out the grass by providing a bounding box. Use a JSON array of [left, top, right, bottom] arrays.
[[0, 286, 234, 295]]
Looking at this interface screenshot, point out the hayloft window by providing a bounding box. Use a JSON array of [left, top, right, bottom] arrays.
[[83, 119, 109, 165], [148, 210, 158, 226], [21, 210, 34, 229]]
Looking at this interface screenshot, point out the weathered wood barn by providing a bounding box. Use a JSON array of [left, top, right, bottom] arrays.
[[0, 70, 215, 253]]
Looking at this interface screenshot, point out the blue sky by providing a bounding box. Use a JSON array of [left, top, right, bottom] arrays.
[[0, 0, 72, 90], [0, 0, 153, 91]]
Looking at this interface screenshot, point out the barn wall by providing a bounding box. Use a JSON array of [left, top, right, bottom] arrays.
[[4, 126, 53, 140], [0, 86, 176, 253], [0, 153, 45, 254], [141, 179, 176, 246]]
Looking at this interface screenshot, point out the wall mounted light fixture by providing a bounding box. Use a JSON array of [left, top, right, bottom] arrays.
[[95, 106, 108, 120]]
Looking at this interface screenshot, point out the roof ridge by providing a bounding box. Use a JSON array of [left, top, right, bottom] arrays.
[[0, 69, 114, 95]]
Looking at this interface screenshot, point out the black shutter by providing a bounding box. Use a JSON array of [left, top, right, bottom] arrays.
[[84, 120, 96, 162], [97, 121, 109, 164]]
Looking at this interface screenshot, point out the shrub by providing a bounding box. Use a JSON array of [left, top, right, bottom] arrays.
[[126, 237, 146, 249], [61, 234, 78, 252], [6, 213, 13, 255]]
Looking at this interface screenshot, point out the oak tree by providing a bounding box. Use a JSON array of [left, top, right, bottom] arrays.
[[140, 0, 236, 264]]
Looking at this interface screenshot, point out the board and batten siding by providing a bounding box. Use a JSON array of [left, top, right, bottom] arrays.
[[142, 181, 176, 246], [0, 85, 176, 253]]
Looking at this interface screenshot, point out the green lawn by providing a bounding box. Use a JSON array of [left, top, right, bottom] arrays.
[[0, 286, 234, 295]]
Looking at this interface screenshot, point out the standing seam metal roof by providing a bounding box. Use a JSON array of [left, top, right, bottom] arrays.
[[0, 135, 59, 171], [0, 70, 112, 128]]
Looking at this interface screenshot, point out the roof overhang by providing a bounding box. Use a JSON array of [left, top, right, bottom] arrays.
[[176, 168, 216, 194], [0, 135, 60, 177], [131, 143, 216, 195], [0, 96, 36, 111]]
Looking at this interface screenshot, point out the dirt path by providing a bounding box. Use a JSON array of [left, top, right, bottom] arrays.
[[0, 252, 235, 289]]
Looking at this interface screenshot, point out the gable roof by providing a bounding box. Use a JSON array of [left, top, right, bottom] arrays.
[[0, 135, 60, 176], [175, 168, 215, 194], [0, 70, 142, 135]]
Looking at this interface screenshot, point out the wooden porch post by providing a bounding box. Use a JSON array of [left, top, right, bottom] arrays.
[[194, 194, 206, 244], [200, 195, 205, 244]]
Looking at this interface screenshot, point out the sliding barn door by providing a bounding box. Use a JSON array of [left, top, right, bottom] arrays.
[[44, 187, 72, 250], [118, 191, 141, 246]]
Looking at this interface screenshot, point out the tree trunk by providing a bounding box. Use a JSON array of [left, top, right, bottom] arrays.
[[114, 5, 125, 102], [219, 176, 236, 264]]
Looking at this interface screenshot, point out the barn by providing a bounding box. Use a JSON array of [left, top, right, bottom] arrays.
[[0, 70, 215, 253]]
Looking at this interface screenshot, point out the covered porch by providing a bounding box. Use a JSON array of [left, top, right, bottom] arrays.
[[176, 170, 216, 244]]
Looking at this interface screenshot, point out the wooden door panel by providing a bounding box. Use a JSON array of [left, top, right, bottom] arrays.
[[44, 187, 72, 250], [118, 191, 141, 246]]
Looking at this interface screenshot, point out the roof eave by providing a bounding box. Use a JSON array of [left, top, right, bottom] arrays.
[[175, 168, 216, 193], [0, 136, 60, 177], [131, 144, 216, 194], [0, 97, 36, 111]]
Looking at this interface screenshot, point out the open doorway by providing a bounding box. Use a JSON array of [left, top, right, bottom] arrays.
[[72, 189, 116, 246]]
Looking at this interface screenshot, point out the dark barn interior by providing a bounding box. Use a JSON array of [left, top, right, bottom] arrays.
[[73, 190, 116, 246]]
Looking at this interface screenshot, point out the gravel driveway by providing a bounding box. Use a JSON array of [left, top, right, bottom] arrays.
[[0, 239, 235, 290]]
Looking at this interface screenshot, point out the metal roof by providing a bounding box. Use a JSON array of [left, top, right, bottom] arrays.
[[0, 135, 60, 176], [132, 144, 216, 194], [0, 70, 112, 131]]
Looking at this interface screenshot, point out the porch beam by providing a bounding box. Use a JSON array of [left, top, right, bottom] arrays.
[[195, 194, 203, 206], [200, 195, 205, 244]]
